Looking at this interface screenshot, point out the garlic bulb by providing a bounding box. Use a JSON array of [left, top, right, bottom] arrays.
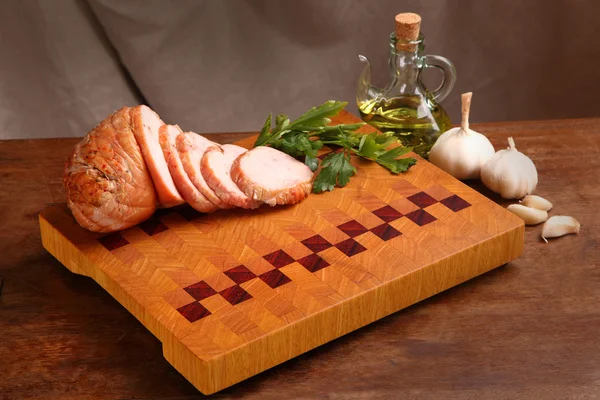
[[480, 137, 538, 199], [429, 92, 495, 180]]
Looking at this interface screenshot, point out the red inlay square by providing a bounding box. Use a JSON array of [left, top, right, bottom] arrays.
[[372, 205, 403, 223], [297, 253, 330, 273], [220, 285, 253, 305], [177, 301, 211, 322], [139, 217, 169, 236], [263, 250, 295, 268], [440, 194, 471, 212], [259, 269, 291, 289], [405, 209, 437, 226], [154, 207, 175, 218], [335, 238, 367, 257], [407, 192, 438, 208], [184, 281, 218, 301], [176, 206, 205, 221], [224, 265, 256, 285], [337, 220, 368, 238], [371, 223, 402, 241], [98, 233, 129, 251], [301, 235, 333, 253]]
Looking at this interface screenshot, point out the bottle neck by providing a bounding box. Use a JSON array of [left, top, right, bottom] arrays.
[[386, 33, 424, 92], [388, 31, 424, 70], [388, 50, 420, 74]]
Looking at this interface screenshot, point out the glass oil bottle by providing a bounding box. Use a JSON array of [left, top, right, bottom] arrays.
[[356, 13, 456, 158]]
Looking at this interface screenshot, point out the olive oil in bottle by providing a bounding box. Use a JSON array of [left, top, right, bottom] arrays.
[[359, 95, 451, 158]]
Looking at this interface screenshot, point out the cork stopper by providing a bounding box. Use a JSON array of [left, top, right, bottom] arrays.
[[395, 13, 421, 51]]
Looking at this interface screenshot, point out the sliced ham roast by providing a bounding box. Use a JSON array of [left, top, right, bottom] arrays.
[[63, 105, 315, 233], [131, 105, 184, 208], [176, 131, 232, 209], [231, 146, 314, 206], [201, 144, 262, 209], [63, 107, 157, 232], [158, 125, 218, 213]]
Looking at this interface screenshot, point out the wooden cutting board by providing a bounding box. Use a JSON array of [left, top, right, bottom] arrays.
[[39, 111, 524, 394]]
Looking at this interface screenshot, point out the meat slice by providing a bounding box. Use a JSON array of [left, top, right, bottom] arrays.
[[131, 105, 184, 208], [176, 132, 232, 209], [158, 125, 218, 213], [231, 146, 314, 206], [201, 144, 262, 209], [63, 107, 157, 232]]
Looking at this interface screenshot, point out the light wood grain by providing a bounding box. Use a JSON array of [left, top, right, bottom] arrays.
[[38, 112, 524, 394]]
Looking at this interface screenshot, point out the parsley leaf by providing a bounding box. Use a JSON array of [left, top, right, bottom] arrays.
[[312, 151, 356, 194], [375, 146, 417, 173], [255, 114, 290, 146], [355, 133, 417, 174], [275, 113, 287, 127], [319, 128, 361, 149], [356, 133, 387, 159], [255, 114, 272, 146], [290, 100, 346, 128], [378, 145, 413, 161], [376, 157, 417, 174], [373, 131, 399, 146], [304, 156, 319, 172], [271, 131, 322, 158], [336, 152, 357, 187], [297, 123, 365, 134]]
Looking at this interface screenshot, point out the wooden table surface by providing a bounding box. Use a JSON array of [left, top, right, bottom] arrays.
[[0, 119, 599, 400]]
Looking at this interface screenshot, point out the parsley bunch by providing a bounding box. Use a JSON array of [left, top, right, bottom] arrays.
[[254, 100, 417, 193]]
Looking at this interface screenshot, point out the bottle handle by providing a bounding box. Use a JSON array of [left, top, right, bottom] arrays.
[[422, 55, 457, 103]]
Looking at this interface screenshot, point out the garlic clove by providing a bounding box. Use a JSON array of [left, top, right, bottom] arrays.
[[507, 204, 548, 225], [541, 216, 581, 243], [520, 195, 553, 211]]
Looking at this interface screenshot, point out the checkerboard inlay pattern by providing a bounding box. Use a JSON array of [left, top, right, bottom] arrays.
[[97, 189, 471, 322]]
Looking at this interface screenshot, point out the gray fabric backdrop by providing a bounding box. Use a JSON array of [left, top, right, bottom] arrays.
[[1, 0, 598, 139]]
